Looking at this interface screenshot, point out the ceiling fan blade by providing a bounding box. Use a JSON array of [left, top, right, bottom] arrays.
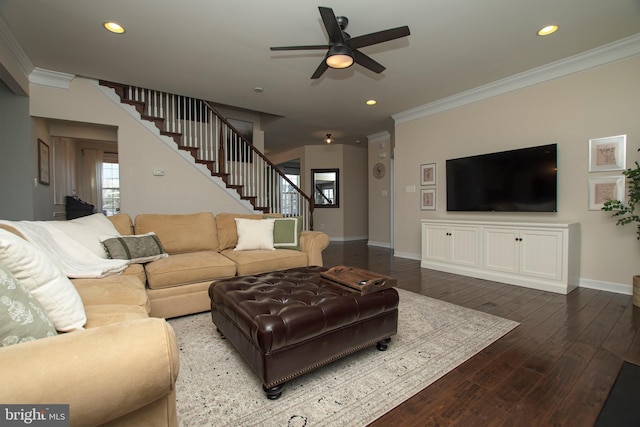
[[318, 6, 345, 44], [348, 26, 410, 49], [310, 60, 329, 79], [353, 50, 385, 74], [270, 45, 330, 51]]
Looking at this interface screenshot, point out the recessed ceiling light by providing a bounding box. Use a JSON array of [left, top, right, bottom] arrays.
[[537, 25, 558, 36], [103, 21, 125, 34], [366, 99, 377, 106]]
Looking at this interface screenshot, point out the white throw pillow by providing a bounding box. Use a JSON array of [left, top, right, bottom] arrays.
[[48, 213, 121, 258], [0, 229, 87, 332], [234, 218, 276, 251]]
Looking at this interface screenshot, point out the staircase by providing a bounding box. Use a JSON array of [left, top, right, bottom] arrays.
[[99, 81, 314, 230]]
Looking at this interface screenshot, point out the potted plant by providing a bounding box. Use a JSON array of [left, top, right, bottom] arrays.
[[602, 152, 640, 307]]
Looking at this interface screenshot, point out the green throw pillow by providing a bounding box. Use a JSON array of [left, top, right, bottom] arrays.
[[101, 232, 168, 264], [269, 217, 302, 251], [0, 264, 57, 347]]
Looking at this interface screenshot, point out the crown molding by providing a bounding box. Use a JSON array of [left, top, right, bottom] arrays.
[[0, 14, 33, 94], [393, 33, 640, 124], [367, 130, 391, 143], [29, 67, 75, 89], [0, 15, 33, 77]]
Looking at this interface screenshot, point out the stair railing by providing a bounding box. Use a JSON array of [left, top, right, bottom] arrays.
[[111, 83, 314, 230]]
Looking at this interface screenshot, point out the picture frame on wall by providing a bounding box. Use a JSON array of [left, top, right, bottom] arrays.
[[420, 163, 436, 186], [588, 176, 624, 210], [588, 135, 626, 172], [421, 188, 436, 210], [38, 139, 50, 185]]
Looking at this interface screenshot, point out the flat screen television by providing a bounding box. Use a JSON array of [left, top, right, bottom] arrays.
[[446, 144, 557, 212]]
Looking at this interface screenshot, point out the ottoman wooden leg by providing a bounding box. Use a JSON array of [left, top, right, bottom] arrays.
[[376, 338, 391, 351], [263, 383, 286, 400]]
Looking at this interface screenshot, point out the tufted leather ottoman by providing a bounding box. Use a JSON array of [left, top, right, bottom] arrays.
[[209, 266, 399, 399]]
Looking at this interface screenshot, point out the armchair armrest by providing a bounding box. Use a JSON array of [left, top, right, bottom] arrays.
[[0, 318, 179, 426], [300, 231, 330, 266]]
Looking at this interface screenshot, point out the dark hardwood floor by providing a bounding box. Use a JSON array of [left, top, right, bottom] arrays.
[[322, 240, 640, 427]]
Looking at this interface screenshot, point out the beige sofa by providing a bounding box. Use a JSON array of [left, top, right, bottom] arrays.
[[0, 224, 179, 426], [0, 211, 329, 426], [110, 212, 330, 318]]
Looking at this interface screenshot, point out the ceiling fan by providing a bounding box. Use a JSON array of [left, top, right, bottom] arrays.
[[270, 6, 410, 79]]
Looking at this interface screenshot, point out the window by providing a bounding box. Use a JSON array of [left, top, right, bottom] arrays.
[[281, 174, 300, 216], [102, 162, 120, 216]]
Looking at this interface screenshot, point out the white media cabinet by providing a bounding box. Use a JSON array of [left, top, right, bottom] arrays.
[[420, 220, 580, 294]]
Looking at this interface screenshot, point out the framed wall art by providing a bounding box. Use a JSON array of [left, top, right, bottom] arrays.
[[38, 139, 50, 185], [420, 163, 436, 186], [589, 135, 626, 172], [588, 176, 624, 210], [421, 188, 436, 210]]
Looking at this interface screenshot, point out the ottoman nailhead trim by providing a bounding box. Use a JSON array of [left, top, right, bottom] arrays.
[[264, 336, 389, 388]]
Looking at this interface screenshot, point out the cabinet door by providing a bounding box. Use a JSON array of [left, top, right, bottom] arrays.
[[484, 228, 519, 273], [422, 224, 450, 263], [519, 229, 563, 281], [450, 226, 480, 267]]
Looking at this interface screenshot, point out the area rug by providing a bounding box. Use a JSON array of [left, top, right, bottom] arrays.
[[169, 289, 518, 426]]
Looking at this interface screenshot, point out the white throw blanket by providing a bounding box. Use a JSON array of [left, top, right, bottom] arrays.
[[0, 220, 128, 278]]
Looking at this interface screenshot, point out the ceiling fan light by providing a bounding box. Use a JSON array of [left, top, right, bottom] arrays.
[[326, 45, 354, 69]]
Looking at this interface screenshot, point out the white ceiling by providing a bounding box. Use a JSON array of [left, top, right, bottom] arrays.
[[1, 0, 639, 155]]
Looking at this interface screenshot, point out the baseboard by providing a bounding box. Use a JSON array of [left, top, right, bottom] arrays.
[[393, 251, 421, 261], [329, 236, 368, 242], [367, 241, 391, 248], [579, 278, 632, 295], [374, 249, 633, 296]]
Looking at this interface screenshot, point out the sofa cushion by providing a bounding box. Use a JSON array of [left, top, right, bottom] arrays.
[[220, 248, 308, 276], [144, 251, 236, 289], [108, 213, 135, 235], [234, 218, 276, 251], [121, 263, 146, 283], [0, 228, 87, 332], [72, 275, 150, 314], [83, 304, 150, 329], [0, 264, 57, 347], [101, 232, 168, 264], [135, 213, 219, 254], [48, 213, 121, 258]]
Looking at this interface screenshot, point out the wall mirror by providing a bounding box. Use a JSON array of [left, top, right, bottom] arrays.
[[312, 168, 339, 208]]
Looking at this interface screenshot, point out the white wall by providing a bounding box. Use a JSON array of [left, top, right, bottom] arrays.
[[367, 131, 392, 247], [271, 144, 368, 239], [29, 77, 254, 218], [342, 144, 368, 240], [394, 55, 640, 291]]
